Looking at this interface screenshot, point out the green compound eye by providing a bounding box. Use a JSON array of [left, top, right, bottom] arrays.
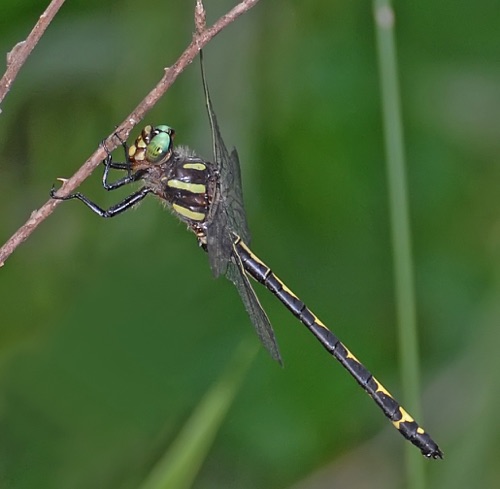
[[146, 125, 174, 163]]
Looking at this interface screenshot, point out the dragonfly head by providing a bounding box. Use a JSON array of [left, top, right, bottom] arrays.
[[129, 124, 175, 167]]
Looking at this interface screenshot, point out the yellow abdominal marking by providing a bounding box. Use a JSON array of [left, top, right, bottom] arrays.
[[183, 162, 206, 171], [274, 275, 297, 298], [167, 180, 206, 194], [346, 349, 360, 362], [373, 377, 393, 397], [315, 317, 328, 329], [392, 407, 416, 429], [172, 203, 205, 221], [244, 244, 263, 264]]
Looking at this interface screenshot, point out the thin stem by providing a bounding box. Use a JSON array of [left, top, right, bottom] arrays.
[[0, 0, 67, 105], [373, 1, 425, 486]]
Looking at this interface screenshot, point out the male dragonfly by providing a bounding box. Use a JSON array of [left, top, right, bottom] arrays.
[[51, 52, 442, 459]]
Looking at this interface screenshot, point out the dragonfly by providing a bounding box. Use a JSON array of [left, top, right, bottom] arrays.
[[50, 52, 442, 459]]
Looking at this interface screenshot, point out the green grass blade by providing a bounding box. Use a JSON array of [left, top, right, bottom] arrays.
[[138, 340, 259, 489], [373, 1, 425, 486]]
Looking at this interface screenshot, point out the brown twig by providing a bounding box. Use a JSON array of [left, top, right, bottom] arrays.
[[0, 0, 67, 105], [0, 0, 261, 266]]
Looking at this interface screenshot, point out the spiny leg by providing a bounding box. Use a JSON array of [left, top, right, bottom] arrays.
[[101, 135, 137, 190], [50, 185, 152, 218]]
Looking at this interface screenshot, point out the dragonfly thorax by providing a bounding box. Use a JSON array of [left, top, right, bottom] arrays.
[[140, 144, 217, 247]]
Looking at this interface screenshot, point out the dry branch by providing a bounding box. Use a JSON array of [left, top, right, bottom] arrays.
[[0, 0, 66, 105]]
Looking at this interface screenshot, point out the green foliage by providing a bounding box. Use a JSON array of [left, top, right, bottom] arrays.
[[138, 341, 258, 489], [1, 0, 500, 488]]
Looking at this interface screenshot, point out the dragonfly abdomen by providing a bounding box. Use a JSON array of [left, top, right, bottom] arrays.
[[234, 236, 442, 459]]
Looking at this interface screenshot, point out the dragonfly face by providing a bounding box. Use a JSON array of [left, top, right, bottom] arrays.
[[128, 125, 176, 169]]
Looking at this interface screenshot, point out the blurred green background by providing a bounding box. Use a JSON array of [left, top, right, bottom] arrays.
[[1, 0, 499, 488]]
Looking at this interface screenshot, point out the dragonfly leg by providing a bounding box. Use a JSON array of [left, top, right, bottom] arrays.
[[100, 136, 137, 190], [50, 185, 152, 218]]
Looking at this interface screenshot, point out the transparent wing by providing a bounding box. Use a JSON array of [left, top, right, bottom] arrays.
[[229, 242, 282, 364], [199, 52, 280, 362], [200, 51, 251, 278]]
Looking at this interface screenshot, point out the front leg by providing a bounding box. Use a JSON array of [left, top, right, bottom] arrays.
[[101, 136, 138, 190], [50, 185, 152, 218]]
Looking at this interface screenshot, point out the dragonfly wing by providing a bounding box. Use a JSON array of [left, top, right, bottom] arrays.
[[201, 51, 251, 278], [206, 196, 230, 278], [224, 147, 251, 243], [228, 242, 282, 365], [199, 53, 277, 358]]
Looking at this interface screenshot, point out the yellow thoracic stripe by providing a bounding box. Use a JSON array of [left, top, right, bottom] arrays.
[[167, 179, 206, 194], [172, 203, 205, 221], [183, 162, 206, 171]]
